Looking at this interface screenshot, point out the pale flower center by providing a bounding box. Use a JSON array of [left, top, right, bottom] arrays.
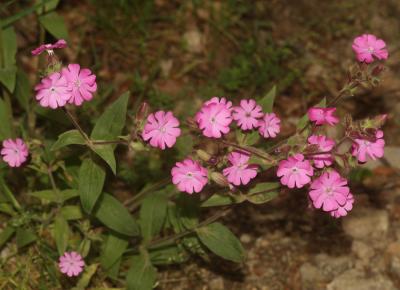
[[75, 79, 81, 87], [367, 46, 374, 53], [291, 167, 299, 173], [210, 117, 216, 124], [186, 172, 194, 178], [325, 187, 334, 196], [159, 126, 166, 133]]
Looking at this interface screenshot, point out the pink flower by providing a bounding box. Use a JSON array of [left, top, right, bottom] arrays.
[[232, 99, 263, 130], [58, 251, 84, 277], [142, 111, 181, 150], [309, 170, 350, 212], [196, 102, 232, 138], [61, 64, 97, 106], [330, 193, 354, 218], [351, 130, 384, 163], [307, 107, 339, 126], [352, 34, 388, 64], [31, 39, 67, 56], [34, 72, 70, 109], [195, 97, 232, 123], [1, 138, 28, 167], [277, 153, 313, 188], [223, 151, 258, 186], [171, 159, 208, 194], [258, 113, 281, 138], [307, 135, 335, 168]]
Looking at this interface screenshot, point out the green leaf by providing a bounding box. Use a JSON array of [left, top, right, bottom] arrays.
[[54, 214, 69, 255], [174, 193, 200, 230], [201, 193, 245, 207], [0, 66, 17, 92], [79, 158, 106, 214], [39, 12, 68, 40], [0, 225, 15, 249], [15, 70, 31, 111], [244, 131, 260, 146], [0, 98, 12, 140], [95, 193, 139, 237], [0, 203, 16, 216], [91, 92, 129, 140], [259, 85, 276, 113], [16, 228, 37, 248], [246, 182, 279, 204], [90, 92, 129, 174], [91, 145, 116, 174], [140, 193, 168, 242], [1, 26, 17, 67], [78, 238, 91, 258], [297, 97, 326, 130], [174, 134, 193, 158], [126, 254, 157, 290], [60, 205, 83, 220], [30, 189, 78, 203], [51, 130, 86, 151], [196, 222, 245, 263], [149, 244, 189, 265], [73, 264, 98, 290], [100, 233, 128, 271]]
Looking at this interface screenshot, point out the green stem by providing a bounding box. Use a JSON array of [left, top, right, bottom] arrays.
[[147, 207, 232, 250], [62, 107, 90, 142]]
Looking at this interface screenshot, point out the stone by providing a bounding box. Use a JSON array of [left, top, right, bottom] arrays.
[[208, 277, 224, 290], [183, 30, 204, 53], [327, 269, 396, 290], [342, 207, 389, 243], [300, 254, 353, 289], [240, 234, 252, 244], [351, 240, 374, 262]]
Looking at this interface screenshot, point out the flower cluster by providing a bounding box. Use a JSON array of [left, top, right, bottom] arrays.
[[33, 41, 97, 108]]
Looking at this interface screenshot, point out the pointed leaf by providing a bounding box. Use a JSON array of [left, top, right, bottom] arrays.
[[91, 145, 116, 174], [126, 254, 157, 290], [0, 225, 15, 249], [140, 192, 168, 242], [0, 66, 17, 92], [15, 70, 31, 111], [100, 233, 128, 271], [95, 193, 139, 237], [1, 26, 17, 67], [201, 193, 245, 207], [259, 85, 276, 113], [0, 98, 12, 140], [196, 222, 244, 263], [16, 228, 37, 248], [60, 205, 83, 220], [79, 158, 106, 213], [52, 130, 86, 151], [91, 92, 129, 140], [54, 214, 69, 255], [39, 12, 68, 39]]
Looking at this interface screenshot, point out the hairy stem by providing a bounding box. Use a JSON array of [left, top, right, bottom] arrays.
[[62, 107, 90, 142]]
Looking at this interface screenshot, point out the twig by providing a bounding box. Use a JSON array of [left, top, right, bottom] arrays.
[[62, 107, 90, 142]]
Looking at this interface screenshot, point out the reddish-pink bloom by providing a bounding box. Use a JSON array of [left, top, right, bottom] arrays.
[[277, 154, 313, 188], [195, 97, 232, 123], [196, 102, 232, 138], [258, 113, 280, 138], [1, 138, 28, 167], [232, 99, 263, 130], [351, 130, 384, 163], [307, 107, 339, 126], [307, 135, 335, 168], [58, 251, 84, 277], [31, 39, 67, 56], [142, 111, 181, 150], [34, 72, 70, 109], [309, 170, 350, 212], [171, 159, 208, 194], [223, 151, 258, 186], [352, 34, 388, 64], [330, 193, 354, 218], [61, 64, 97, 106]]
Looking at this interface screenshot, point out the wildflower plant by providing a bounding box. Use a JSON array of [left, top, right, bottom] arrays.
[[0, 27, 390, 290]]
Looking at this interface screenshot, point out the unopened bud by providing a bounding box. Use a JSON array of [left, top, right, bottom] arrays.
[[371, 114, 388, 128], [371, 64, 385, 76], [196, 149, 211, 162], [135, 102, 149, 123], [186, 117, 198, 129], [210, 172, 230, 187]]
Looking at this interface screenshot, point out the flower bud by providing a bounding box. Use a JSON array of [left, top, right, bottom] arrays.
[[196, 149, 211, 162], [210, 172, 230, 187], [371, 64, 385, 76], [135, 102, 149, 124]]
